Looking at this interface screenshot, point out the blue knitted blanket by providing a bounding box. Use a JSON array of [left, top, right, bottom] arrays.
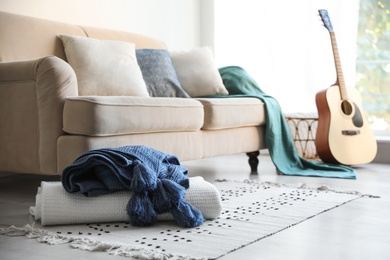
[[62, 145, 204, 228]]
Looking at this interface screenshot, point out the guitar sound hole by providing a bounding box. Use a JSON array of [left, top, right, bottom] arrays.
[[352, 103, 364, 127], [341, 100, 353, 116]]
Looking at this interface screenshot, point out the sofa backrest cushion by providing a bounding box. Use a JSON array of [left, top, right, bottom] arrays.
[[0, 11, 166, 62], [0, 11, 85, 62], [81, 26, 166, 50]]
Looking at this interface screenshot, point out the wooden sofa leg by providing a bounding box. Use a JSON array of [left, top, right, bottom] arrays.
[[246, 151, 260, 175]]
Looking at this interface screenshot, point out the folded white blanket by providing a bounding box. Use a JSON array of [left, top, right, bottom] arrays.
[[30, 177, 222, 226]]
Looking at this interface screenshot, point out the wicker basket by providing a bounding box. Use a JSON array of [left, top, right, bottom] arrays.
[[285, 113, 320, 160]]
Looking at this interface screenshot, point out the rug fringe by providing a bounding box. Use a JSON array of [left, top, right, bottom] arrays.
[[0, 224, 206, 260], [0, 224, 72, 245], [215, 179, 380, 198]]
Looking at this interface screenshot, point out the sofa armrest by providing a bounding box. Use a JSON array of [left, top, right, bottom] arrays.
[[0, 56, 78, 174]]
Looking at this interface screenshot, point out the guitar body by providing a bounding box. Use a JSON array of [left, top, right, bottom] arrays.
[[315, 9, 377, 165], [315, 85, 377, 165]]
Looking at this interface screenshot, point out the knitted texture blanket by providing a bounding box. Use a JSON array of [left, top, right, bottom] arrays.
[[62, 145, 204, 228], [215, 66, 356, 179], [31, 177, 221, 226]]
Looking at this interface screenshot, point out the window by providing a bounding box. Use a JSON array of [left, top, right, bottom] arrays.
[[356, 0, 390, 132], [213, 1, 388, 132], [213, 1, 360, 114]]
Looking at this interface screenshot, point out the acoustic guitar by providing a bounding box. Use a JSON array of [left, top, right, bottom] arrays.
[[315, 9, 377, 165]]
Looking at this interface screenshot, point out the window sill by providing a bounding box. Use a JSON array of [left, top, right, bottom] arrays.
[[373, 137, 390, 164]]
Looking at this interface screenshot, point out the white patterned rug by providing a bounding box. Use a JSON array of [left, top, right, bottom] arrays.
[[0, 180, 374, 260]]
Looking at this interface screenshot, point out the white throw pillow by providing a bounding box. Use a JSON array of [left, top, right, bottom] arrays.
[[170, 47, 229, 97], [59, 35, 149, 97]]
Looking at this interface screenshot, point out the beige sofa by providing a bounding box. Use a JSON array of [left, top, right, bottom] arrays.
[[0, 11, 267, 175]]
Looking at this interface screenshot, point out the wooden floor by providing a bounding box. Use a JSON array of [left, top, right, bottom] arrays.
[[1, 153, 389, 260]]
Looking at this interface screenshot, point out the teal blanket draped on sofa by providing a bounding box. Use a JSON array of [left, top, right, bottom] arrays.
[[216, 66, 356, 179]]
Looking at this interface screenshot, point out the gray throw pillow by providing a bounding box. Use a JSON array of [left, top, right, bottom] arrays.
[[136, 49, 190, 98]]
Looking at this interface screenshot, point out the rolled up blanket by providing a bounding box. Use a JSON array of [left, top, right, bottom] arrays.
[[61, 145, 204, 228], [30, 177, 222, 226]]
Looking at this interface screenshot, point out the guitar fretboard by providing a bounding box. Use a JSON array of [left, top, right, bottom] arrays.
[[330, 32, 348, 101]]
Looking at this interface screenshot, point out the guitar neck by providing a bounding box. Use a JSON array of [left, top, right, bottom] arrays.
[[329, 31, 348, 100]]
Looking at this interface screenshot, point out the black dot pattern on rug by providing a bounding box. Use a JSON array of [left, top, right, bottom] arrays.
[[48, 181, 331, 258]]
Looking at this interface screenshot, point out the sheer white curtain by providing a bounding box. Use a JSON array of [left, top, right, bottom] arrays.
[[213, 0, 360, 113]]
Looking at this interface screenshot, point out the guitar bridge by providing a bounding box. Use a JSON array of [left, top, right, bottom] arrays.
[[342, 130, 360, 136]]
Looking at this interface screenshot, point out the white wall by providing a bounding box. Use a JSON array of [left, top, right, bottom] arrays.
[[0, 0, 202, 51]]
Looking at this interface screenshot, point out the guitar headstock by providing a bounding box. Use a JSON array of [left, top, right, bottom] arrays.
[[319, 9, 334, 32]]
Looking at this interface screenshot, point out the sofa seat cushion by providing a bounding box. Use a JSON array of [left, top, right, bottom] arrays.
[[63, 96, 204, 136], [196, 98, 266, 130]]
